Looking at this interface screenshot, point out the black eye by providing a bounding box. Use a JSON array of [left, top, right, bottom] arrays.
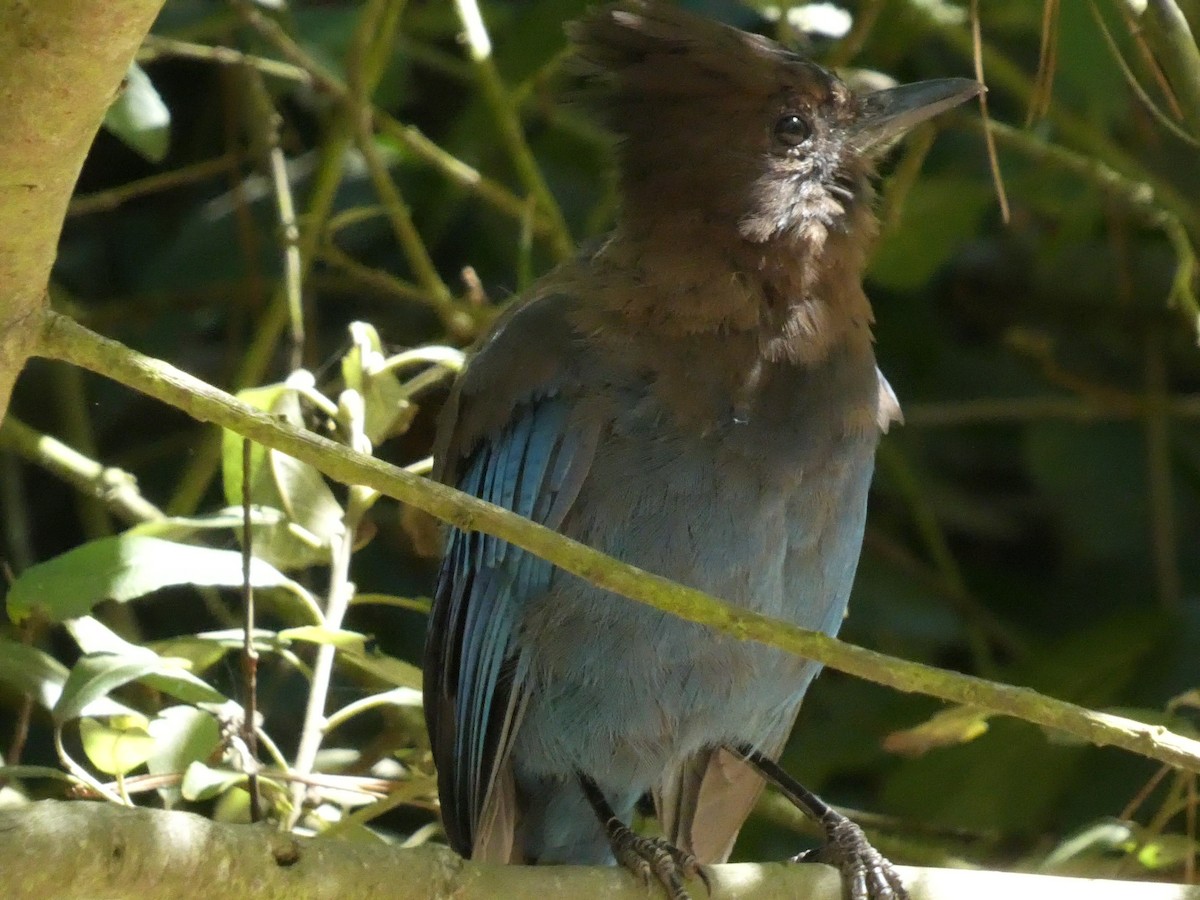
[[773, 113, 812, 147]]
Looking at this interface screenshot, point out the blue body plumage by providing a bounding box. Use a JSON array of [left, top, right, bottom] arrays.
[[423, 3, 979, 898]]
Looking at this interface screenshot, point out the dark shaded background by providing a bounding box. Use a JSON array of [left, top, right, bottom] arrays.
[[3, 0, 1200, 881]]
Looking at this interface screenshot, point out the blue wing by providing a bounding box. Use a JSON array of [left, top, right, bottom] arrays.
[[424, 391, 598, 857]]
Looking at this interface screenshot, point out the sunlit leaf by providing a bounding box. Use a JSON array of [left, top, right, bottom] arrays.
[[102, 63, 170, 162], [6, 535, 302, 623], [80, 715, 156, 776], [181, 761, 245, 802], [55, 650, 224, 724], [148, 706, 222, 788], [279, 625, 367, 651], [883, 705, 992, 757], [221, 384, 343, 570]]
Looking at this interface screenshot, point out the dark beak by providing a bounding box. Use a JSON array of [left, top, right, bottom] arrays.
[[848, 77, 982, 153]]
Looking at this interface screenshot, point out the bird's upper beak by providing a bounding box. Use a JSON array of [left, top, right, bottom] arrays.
[[848, 77, 982, 153]]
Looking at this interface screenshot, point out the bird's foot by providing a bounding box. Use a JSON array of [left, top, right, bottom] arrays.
[[791, 810, 908, 900], [606, 821, 707, 900]]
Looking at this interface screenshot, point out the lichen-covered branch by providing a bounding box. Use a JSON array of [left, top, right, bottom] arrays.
[[33, 310, 1200, 777]]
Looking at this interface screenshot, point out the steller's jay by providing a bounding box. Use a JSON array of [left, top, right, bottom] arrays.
[[424, 3, 980, 899]]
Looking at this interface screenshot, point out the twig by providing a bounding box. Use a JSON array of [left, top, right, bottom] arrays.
[[970, 0, 1011, 223], [137, 35, 311, 83], [826, 0, 885, 68], [168, 2, 392, 514], [1026, 0, 1060, 125], [1091, 1, 1200, 147], [915, 0, 1200, 236], [67, 155, 240, 217], [354, 126, 457, 326], [240, 438, 261, 821], [452, 0, 574, 261], [237, 1, 554, 237], [243, 68, 304, 370], [977, 119, 1200, 337], [0, 416, 164, 524], [318, 241, 435, 307]]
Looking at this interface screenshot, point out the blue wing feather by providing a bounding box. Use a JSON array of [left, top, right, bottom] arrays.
[[425, 394, 597, 855]]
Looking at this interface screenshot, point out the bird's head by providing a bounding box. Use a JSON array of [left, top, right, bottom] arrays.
[[569, 2, 980, 251]]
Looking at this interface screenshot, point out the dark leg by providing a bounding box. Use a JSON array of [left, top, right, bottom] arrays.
[[578, 773, 707, 900], [732, 745, 908, 900]]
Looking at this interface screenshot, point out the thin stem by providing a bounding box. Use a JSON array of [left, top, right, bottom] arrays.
[[921, 1, 1200, 235], [322, 688, 421, 736], [67, 154, 240, 218], [240, 438, 261, 822], [976, 119, 1200, 335], [238, 2, 554, 236], [243, 68, 304, 369], [0, 416, 164, 524], [355, 124, 457, 324], [53, 724, 123, 805], [452, 0, 574, 261], [318, 240, 436, 308], [137, 35, 311, 83], [286, 491, 359, 826]]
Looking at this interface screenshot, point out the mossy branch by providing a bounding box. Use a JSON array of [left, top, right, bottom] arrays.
[[32, 309, 1200, 776]]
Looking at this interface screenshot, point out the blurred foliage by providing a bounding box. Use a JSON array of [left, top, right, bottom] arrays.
[[2, 0, 1200, 887]]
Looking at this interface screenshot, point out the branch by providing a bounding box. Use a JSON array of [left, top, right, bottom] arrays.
[[0, 0, 166, 420], [31, 310, 1200, 776], [2, 802, 1197, 900]]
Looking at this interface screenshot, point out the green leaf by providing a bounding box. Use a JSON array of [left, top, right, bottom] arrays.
[[148, 706, 222, 805], [6, 534, 300, 623], [54, 650, 224, 725], [146, 636, 235, 676], [127, 508, 287, 542], [181, 761, 245, 802], [80, 715, 156, 776], [0, 637, 69, 711], [0, 765, 77, 784], [883, 705, 992, 757], [882, 613, 1164, 833], [103, 63, 170, 163], [279, 626, 367, 651], [0, 629, 133, 717], [221, 384, 344, 570], [1042, 819, 1135, 869], [341, 322, 416, 444]]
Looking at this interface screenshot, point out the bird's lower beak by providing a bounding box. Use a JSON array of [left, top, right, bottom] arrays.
[[848, 77, 982, 153]]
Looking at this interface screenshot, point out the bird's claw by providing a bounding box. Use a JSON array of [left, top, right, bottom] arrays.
[[609, 825, 707, 900], [791, 812, 908, 900]]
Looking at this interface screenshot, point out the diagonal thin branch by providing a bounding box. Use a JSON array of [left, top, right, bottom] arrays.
[[32, 309, 1200, 777]]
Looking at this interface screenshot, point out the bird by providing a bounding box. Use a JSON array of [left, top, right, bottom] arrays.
[[423, 3, 980, 899]]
